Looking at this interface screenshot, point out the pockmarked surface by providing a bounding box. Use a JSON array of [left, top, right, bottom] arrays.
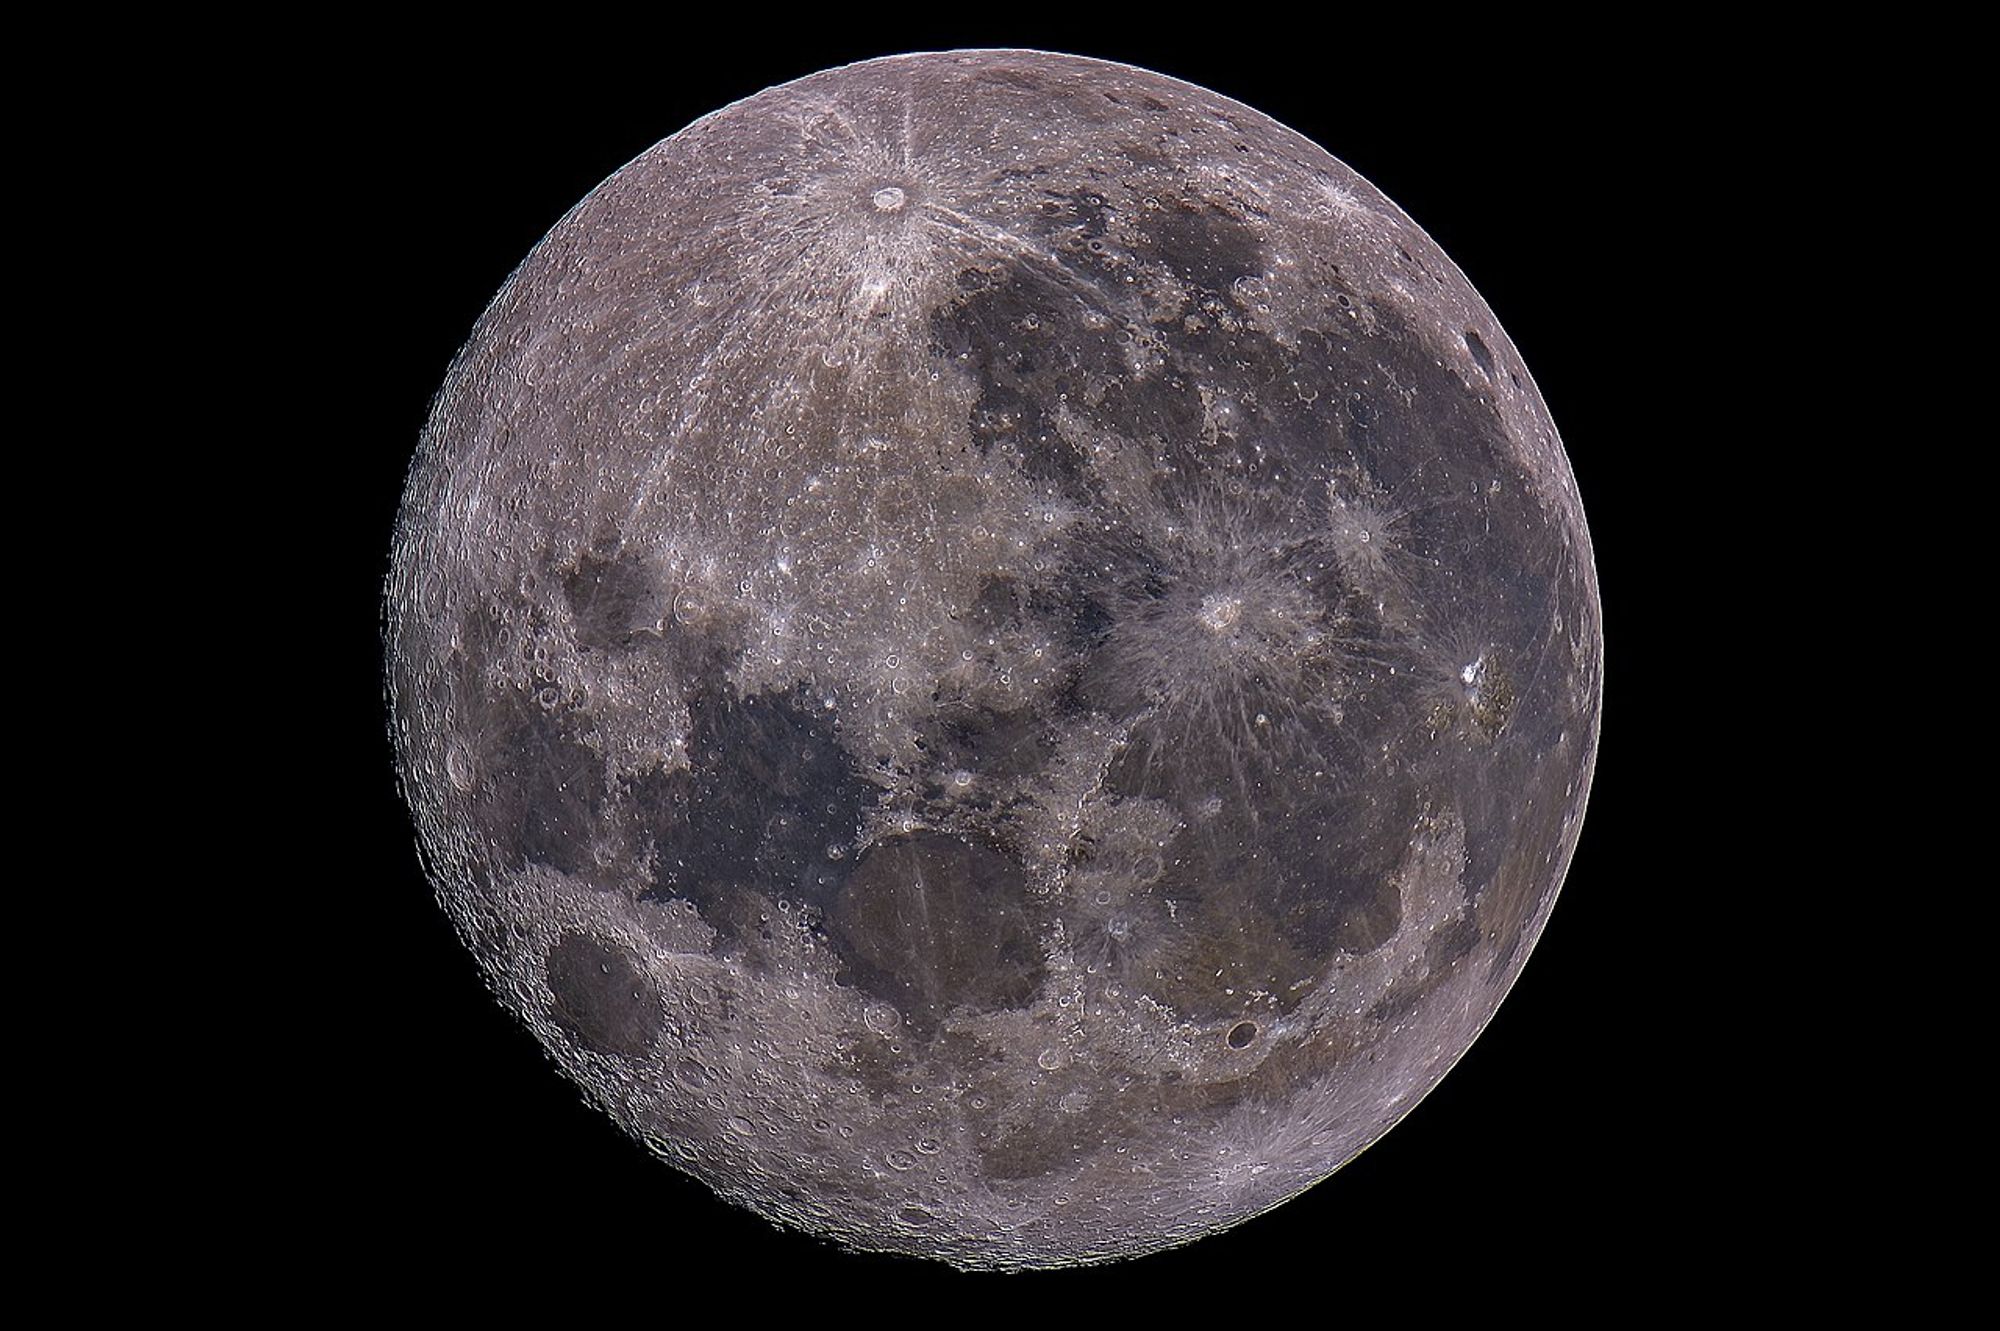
[[385, 50, 1602, 1269]]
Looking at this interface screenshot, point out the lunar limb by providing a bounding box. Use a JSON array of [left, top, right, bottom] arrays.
[[385, 50, 1602, 1268]]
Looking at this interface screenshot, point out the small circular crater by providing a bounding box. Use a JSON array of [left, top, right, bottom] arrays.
[[871, 186, 907, 212], [1227, 1021, 1259, 1049], [1196, 592, 1243, 633], [443, 739, 475, 791]]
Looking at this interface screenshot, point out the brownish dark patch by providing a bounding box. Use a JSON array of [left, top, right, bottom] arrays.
[[544, 933, 660, 1058], [826, 833, 1045, 1035]]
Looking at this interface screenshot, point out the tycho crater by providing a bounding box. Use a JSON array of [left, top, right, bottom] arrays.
[[384, 49, 1603, 1269]]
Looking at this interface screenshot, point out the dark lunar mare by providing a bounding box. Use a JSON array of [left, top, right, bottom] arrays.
[[634, 681, 875, 939], [827, 832, 1046, 1037]]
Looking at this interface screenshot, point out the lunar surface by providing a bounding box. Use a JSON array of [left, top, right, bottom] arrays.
[[385, 50, 1601, 1268]]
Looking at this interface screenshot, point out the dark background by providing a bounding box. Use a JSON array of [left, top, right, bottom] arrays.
[[315, 19, 1751, 1306]]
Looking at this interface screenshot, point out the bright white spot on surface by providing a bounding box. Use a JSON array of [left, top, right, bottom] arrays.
[[872, 186, 906, 211], [1196, 593, 1243, 633]]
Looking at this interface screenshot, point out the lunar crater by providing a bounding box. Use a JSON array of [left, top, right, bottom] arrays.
[[386, 49, 1601, 1270]]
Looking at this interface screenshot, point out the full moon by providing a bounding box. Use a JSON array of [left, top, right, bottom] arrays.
[[385, 49, 1602, 1269]]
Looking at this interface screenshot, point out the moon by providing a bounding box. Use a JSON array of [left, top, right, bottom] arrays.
[[384, 49, 1602, 1269]]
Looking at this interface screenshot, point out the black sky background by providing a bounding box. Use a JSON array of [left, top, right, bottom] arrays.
[[309, 19, 1773, 1307]]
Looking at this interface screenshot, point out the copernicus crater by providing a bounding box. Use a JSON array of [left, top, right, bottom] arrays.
[[384, 49, 1603, 1269]]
